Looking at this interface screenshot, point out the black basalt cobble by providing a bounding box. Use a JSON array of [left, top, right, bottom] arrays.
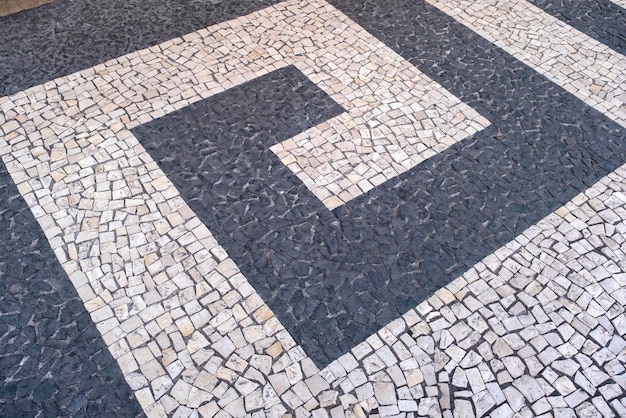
[[0, 161, 143, 417], [527, 0, 626, 56], [135, 2, 625, 369], [0, 0, 280, 97]]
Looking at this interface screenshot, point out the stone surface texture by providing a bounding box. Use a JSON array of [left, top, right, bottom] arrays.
[[0, 160, 142, 416], [0, 0, 624, 416]]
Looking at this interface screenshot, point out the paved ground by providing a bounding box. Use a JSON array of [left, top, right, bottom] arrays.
[[0, 0, 625, 416]]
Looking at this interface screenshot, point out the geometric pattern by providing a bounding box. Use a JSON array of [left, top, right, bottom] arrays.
[[0, 0, 625, 416]]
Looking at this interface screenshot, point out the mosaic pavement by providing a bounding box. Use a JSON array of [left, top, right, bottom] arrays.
[[0, 0, 625, 416]]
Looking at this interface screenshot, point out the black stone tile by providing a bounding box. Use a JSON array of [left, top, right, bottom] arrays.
[[527, 0, 626, 56], [0, 161, 143, 417], [0, 0, 280, 97], [134, 2, 625, 369]]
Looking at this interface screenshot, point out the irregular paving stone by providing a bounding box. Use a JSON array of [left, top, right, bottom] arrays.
[[513, 375, 546, 403]]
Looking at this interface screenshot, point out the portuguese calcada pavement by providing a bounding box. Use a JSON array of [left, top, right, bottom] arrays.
[[1, 0, 625, 416]]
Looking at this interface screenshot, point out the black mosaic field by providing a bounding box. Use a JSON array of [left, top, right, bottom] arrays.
[[135, 1, 625, 368], [0, 162, 143, 417]]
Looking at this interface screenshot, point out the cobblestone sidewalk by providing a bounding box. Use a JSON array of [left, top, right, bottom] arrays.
[[0, 0, 625, 416]]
